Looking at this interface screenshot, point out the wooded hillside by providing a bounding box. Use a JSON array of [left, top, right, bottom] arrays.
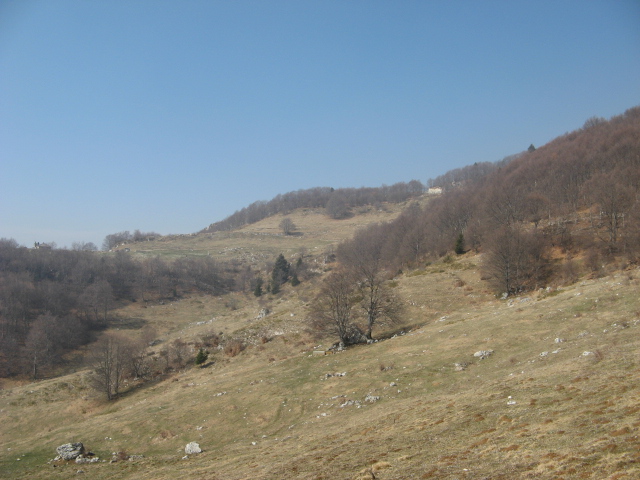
[[337, 107, 640, 294], [0, 245, 234, 378]]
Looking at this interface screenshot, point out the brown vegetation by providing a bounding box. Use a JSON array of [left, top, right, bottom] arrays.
[[332, 106, 640, 295], [0, 244, 233, 378]]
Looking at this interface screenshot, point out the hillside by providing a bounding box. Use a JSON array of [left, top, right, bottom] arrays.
[[1, 252, 639, 479], [116, 200, 415, 262], [2, 107, 640, 479]]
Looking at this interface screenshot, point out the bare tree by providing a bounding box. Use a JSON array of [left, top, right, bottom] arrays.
[[108, 251, 137, 299], [71, 241, 98, 252], [483, 226, 549, 296], [90, 333, 129, 401], [309, 269, 363, 346], [584, 170, 634, 252], [123, 337, 151, 379], [483, 180, 526, 229], [0, 272, 35, 337], [141, 256, 172, 299], [22, 313, 59, 379], [102, 231, 132, 251], [169, 339, 189, 369], [0, 335, 20, 377], [524, 192, 551, 229], [338, 226, 402, 339], [326, 193, 351, 219], [79, 280, 114, 324], [622, 203, 640, 263], [358, 280, 402, 340], [279, 217, 297, 235]]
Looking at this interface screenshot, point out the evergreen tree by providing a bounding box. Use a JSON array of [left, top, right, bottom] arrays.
[[290, 272, 300, 286], [271, 254, 290, 287], [455, 233, 466, 255], [195, 348, 208, 366], [253, 277, 263, 297]]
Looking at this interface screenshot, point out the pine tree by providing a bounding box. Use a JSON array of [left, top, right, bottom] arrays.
[[253, 277, 263, 297], [271, 254, 290, 287], [290, 272, 300, 286], [195, 348, 208, 366], [455, 233, 465, 255]]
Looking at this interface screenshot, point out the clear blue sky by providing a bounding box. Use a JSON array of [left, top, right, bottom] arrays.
[[1, 0, 639, 248]]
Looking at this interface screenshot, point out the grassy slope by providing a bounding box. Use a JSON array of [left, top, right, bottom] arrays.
[[120, 203, 411, 262], [1, 206, 640, 480]]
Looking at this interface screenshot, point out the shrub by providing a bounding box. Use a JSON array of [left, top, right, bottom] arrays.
[[224, 339, 245, 357], [201, 332, 220, 348]]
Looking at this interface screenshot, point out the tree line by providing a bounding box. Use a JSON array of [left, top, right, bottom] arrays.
[[426, 153, 521, 192], [202, 180, 425, 233], [0, 242, 234, 378], [102, 229, 161, 251]]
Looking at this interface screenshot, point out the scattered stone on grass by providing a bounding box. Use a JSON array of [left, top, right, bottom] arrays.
[[473, 350, 494, 359], [364, 394, 380, 403], [323, 372, 346, 379]]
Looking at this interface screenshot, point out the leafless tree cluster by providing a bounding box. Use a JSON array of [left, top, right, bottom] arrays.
[[426, 154, 519, 191], [89, 333, 129, 401], [310, 225, 404, 346], [0, 243, 234, 378], [102, 229, 161, 251], [89, 331, 155, 400], [320, 107, 640, 299]]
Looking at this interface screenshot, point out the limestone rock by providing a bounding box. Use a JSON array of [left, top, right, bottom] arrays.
[[473, 350, 494, 359], [185, 442, 202, 455], [364, 394, 380, 403], [56, 443, 85, 461], [454, 362, 469, 371], [75, 455, 99, 464]]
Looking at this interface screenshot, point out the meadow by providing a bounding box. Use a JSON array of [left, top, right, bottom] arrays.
[[2, 211, 639, 480]]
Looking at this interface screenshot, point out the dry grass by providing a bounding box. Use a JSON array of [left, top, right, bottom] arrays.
[[1, 227, 640, 479], [118, 202, 412, 263]]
